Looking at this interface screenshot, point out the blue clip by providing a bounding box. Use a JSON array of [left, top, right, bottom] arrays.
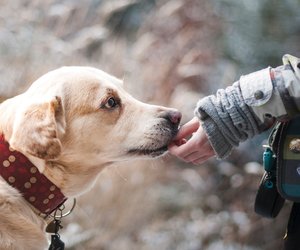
[[263, 147, 275, 172], [264, 180, 274, 189]]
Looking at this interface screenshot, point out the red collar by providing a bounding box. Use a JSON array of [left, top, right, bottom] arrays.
[[0, 135, 67, 216]]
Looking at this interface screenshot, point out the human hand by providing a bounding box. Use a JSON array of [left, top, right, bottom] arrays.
[[168, 117, 215, 165]]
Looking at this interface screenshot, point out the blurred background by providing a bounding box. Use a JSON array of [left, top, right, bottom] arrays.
[[1, 0, 300, 249]]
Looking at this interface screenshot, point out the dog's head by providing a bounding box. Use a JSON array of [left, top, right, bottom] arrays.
[[7, 67, 181, 168]]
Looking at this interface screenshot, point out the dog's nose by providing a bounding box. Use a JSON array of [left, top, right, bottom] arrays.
[[165, 110, 182, 126]]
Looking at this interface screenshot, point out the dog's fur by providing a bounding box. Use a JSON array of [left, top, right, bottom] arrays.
[[0, 67, 181, 250]]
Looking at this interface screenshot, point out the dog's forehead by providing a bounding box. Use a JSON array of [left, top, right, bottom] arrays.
[[75, 68, 125, 99], [30, 66, 123, 91], [59, 67, 124, 101], [61, 66, 123, 88], [26, 66, 125, 107]]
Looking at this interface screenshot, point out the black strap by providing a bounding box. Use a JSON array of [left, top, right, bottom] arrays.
[[284, 203, 300, 250]]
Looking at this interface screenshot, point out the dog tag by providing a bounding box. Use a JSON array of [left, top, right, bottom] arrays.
[[48, 234, 65, 250], [46, 220, 63, 234]]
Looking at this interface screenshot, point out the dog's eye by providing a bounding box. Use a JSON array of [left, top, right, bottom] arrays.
[[104, 97, 118, 109]]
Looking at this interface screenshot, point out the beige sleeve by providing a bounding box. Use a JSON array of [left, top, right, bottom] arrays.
[[239, 54, 300, 123]]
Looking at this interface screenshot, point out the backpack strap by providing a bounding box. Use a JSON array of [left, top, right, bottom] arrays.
[[284, 203, 300, 250]]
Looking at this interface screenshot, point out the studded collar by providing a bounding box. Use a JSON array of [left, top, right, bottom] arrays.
[[0, 135, 67, 216]]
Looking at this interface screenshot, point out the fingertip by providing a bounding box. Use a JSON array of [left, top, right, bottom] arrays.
[[181, 138, 187, 144], [174, 138, 187, 146], [175, 117, 201, 140]]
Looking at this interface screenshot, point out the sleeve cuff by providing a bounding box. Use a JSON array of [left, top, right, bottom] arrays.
[[195, 105, 233, 159], [196, 114, 233, 159]]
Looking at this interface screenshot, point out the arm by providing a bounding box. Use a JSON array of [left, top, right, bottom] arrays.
[[169, 54, 300, 162]]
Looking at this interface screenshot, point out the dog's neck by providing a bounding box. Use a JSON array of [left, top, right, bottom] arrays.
[[42, 160, 103, 197]]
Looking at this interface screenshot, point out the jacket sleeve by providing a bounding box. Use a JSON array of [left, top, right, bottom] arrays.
[[195, 54, 300, 159]]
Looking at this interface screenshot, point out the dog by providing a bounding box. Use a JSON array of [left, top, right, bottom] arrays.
[[0, 66, 181, 250]]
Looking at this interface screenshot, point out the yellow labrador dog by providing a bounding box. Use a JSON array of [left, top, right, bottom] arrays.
[[0, 67, 181, 250]]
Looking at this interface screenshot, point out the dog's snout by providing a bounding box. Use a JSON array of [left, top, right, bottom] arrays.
[[163, 110, 182, 126]]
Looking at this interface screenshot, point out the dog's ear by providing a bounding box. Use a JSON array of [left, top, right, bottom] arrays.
[[10, 96, 66, 160]]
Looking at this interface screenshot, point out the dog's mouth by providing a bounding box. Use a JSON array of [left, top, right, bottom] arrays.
[[127, 125, 179, 158], [125, 116, 180, 158], [128, 145, 169, 158]]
